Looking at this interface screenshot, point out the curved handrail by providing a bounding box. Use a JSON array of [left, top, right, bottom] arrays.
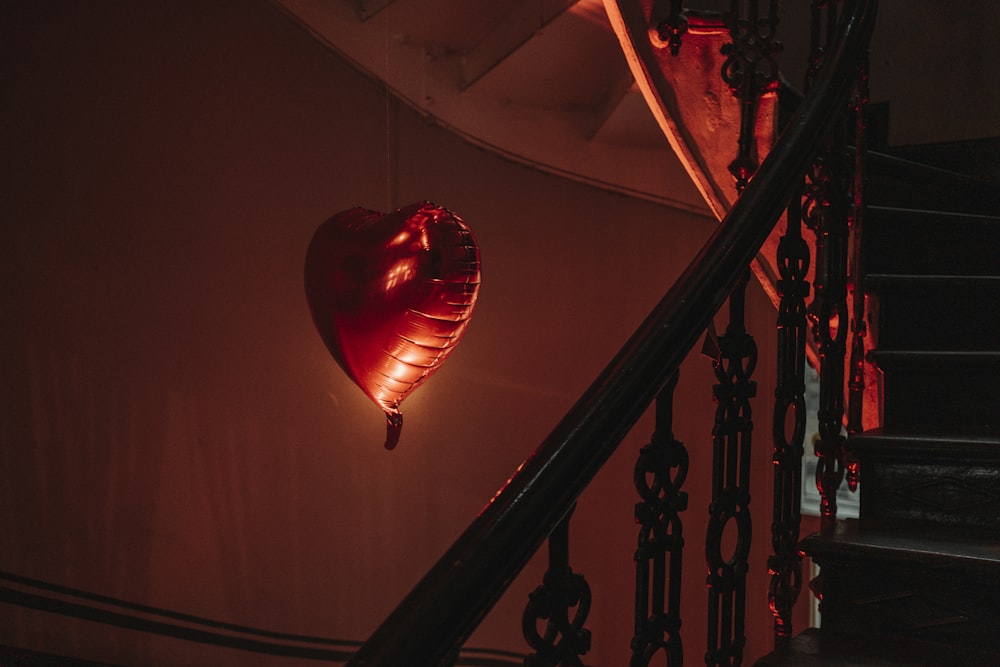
[[346, 1, 877, 664]]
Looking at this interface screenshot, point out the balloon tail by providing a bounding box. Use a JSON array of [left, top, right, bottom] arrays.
[[384, 410, 403, 450]]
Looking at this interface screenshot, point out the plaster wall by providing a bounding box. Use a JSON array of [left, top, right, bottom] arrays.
[[1, 1, 790, 664]]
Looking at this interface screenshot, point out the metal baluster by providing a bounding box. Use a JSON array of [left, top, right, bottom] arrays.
[[631, 372, 688, 667], [703, 3, 777, 663], [845, 50, 870, 491], [706, 271, 757, 667], [805, 156, 849, 529], [806, 1, 840, 88], [657, 0, 689, 57], [721, 0, 782, 194], [804, 0, 850, 530], [767, 193, 810, 645], [523, 506, 592, 667]]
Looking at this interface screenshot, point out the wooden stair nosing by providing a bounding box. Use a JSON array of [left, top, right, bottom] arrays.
[[800, 519, 1000, 575], [849, 430, 1000, 462], [867, 205, 1000, 225], [866, 273, 1000, 289], [870, 349, 1000, 370]]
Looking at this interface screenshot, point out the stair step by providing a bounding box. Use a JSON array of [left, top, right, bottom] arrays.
[[872, 350, 1000, 436], [867, 151, 1000, 215], [867, 274, 1000, 351], [804, 518, 1000, 575], [801, 519, 1000, 654], [849, 430, 1000, 528], [753, 627, 1000, 666], [880, 137, 1000, 188], [864, 207, 1000, 276]]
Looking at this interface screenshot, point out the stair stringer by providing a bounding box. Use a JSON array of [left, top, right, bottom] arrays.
[[603, 0, 791, 313]]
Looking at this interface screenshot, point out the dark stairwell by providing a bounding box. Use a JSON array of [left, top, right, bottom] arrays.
[[756, 144, 1000, 664]]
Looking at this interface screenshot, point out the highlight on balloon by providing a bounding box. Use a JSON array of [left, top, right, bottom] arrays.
[[304, 201, 481, 450]]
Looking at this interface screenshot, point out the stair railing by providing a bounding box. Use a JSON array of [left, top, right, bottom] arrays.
[[345, 1, 876, 664]]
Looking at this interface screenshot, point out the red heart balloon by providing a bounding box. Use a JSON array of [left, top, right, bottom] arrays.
[[304, 202, 481, 449]]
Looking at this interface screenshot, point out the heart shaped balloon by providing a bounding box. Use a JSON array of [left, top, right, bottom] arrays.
[[304, 202, 481, 449]]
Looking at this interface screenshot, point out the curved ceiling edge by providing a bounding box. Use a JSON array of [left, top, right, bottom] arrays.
[[269, 0, 711, 216]]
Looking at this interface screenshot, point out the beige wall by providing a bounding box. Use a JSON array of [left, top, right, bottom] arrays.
[[2, 1, 797, 665]]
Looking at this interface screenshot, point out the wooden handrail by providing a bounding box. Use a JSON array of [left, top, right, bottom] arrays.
[[346, 1, 877, 664]]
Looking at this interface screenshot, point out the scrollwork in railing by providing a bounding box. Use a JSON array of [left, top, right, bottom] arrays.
[[804, 0, 852, 529], [721, 0, 783, 192], [767, 193, 810, 644], [630, 373, 688, 667], [804, 152, 850, 528], [706, 272, 757, 667], [523, 508, 592, 667], [657, 0, 688, 57], [807, 1, 841, 85], [343, 2, 877, 661], [845, 51, 870, 492], [708, 3, 777, 656]]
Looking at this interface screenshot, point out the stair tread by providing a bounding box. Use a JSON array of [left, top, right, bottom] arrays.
[[866, 151, 1000, 215], [801, 519, 1000, 572], [868, 205, 1000, 223], [878, 137, 1000, 184], [874, 352, 1000, 434], [867, 274, 1000, 352], [872, 349, 1000, 367], [867, 273, 1000, 285], [864, 206, 1000, 274], [754, 628, 1000, 666], [869, 149, 1000, 190], [850, 429, 1000, 460]]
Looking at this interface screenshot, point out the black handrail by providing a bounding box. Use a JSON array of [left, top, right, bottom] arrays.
[[346, 1, 877, 664]]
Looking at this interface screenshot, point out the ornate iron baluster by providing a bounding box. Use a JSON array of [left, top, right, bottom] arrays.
[[657, 0, 688, 57], [806, 1, 840, 86], [805, 154, 849, 529], [721, 0, 782, 193], [523, 507, 592, 667], [804, 0, 850, 529], [703, 4, 777, 662], [767, 194, 810, 645], [845, 51, 870, 491], [631, 372, 688, 667], [706, 271, 757, 667]]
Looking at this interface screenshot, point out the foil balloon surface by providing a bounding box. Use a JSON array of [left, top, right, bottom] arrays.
[[304, 202, 481, 449]]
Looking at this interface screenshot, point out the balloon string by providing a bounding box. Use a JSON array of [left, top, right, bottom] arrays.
[[384, 411, 403, 450], [384, 0, 392, 212]]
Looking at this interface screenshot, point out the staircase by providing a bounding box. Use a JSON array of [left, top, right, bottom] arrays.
[[340, 1, 1000, 663], [756, 152, 1000, 664], [270, 1, 1000, 663], [4, 2, 999, 664]]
